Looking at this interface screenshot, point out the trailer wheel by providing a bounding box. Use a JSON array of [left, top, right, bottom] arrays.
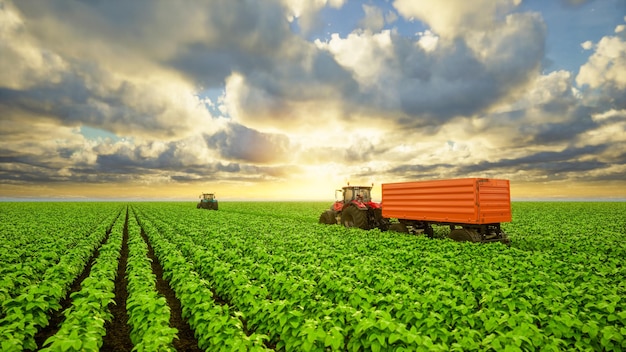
[[499, 232, 511, 245], [318, 210, 336, 224], [388, 223, 408, 233], [448, 228, 481, 242], [341, 206, 368, 229]]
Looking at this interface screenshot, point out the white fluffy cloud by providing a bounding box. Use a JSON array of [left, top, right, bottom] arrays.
[[392, 0, 522, 38], [282, 0, 347, 34], [1, 0, 625, 198], [316, 11, 545, 124], [0, 1, 221, 142], [576, 30, 626, 92], [0, 4, 67, 90]]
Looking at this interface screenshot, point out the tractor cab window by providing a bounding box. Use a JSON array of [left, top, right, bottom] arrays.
[[359, 189, 371, 202], [343, 188, 354, 201], [344, 187, 372, 202]]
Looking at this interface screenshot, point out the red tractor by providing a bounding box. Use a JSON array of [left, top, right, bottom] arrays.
[[320, 178, 511, 244], [318, 185, 389, 230]]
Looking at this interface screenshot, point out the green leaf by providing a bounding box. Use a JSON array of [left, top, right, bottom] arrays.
[[388, 332, 402, 344]]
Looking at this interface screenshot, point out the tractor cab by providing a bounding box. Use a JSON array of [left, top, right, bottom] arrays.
[[338, 186, 372, 203], [331, 185, 378, 213], [200, 193, 215, 201], [197, 193, 218, 210], [322, 184, 387, 230]]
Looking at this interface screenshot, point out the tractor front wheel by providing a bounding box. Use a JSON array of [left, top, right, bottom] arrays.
[[341, 206, 368, 229], [318, 210, 336, 224]]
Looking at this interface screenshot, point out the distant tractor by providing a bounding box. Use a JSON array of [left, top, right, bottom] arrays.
[[318, 185, 388, 230], [320, 178, 511, 244], [197, 193, 218, 210]]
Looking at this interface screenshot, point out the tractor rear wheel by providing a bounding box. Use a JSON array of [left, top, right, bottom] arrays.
[[341, 206, 368, 229], [318, 210, 336, 224], [448, 228, 482, 242]]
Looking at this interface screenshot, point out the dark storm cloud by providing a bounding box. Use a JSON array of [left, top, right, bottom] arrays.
[[392, 38, 496, 120], [166, 0, 290, 88], [379, 144, 618, 183], [1, 77, 94, 124], [302, 12, 548, 129], [401, 14, 545, 122], [93, 142, 206, 172], [384, 163, 454, 179], [588, 82, 626, 111], [1, 0, 624, 196], [204, 123, 291, 164], [7, 0, 547, 130], [458, 144, 610, 175], [531, 106, 598, 144], [0, 66, 200, 140]]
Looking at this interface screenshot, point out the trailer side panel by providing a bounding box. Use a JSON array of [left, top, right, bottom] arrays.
[[476, 178, 511, 223], [381, 178, 511, 224]]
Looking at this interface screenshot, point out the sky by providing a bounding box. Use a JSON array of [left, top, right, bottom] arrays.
[[1, 0, 625, 201]]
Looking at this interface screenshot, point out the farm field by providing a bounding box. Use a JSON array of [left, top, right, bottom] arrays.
[[0, 201, 625, 351]]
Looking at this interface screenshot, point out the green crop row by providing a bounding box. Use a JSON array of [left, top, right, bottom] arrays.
[[1, 201, 624, 351], [0, 206, 122, 351], [0, 203, 123, 307], [141, 213, 351, 350], [40, 212, 124, 352], [152, 210, 461, 350], [139, 205, 452, 351], [134, 201, 626, 351], [125, 208, 177, 351], [134, 206, 271, 351]]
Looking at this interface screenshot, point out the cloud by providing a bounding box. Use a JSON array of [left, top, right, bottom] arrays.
[[370, 63, 624, 185], [455, 144, 613, 181], [5, 0, 545, 140], [283, 0, 347, 34], [220, 55, 359, 133], [204, 123, 292, 164], [359, 5, 385, 32], [0, 2, 219, 142], [581, 40, 594, 50], [0, 124, 297, 186], [576, 24, 626, 109], [392, 0, 522, 38], [316, 11, 546, 125], [1, 0, 625, 198]]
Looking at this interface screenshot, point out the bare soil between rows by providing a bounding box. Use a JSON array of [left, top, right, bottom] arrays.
[[32, 222, 110, 350], [32, 207, 202, 351], [101, 208, 133, 351], [141, 228, 202, 352]]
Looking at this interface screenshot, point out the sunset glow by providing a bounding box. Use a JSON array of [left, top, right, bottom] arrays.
[[1, 0, 625, 200]]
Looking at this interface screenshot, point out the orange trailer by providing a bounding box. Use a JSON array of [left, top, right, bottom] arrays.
[[382, 178, 511, 243]]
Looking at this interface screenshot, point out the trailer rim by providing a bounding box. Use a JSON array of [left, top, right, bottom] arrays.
[[448, 228, 482, 242]]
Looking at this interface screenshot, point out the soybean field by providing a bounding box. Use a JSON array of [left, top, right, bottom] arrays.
[[0, 201, 625, 351]]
